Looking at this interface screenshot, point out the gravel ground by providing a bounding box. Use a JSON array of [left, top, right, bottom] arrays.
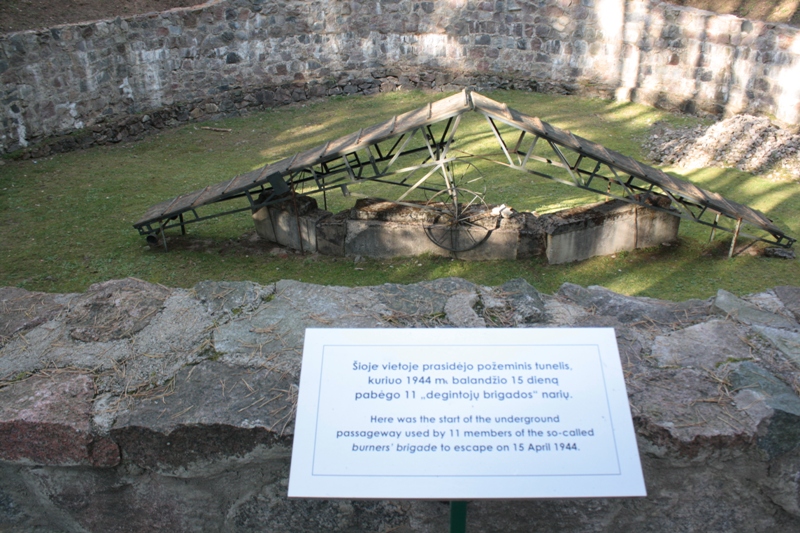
[[645, 115, 800, 182]]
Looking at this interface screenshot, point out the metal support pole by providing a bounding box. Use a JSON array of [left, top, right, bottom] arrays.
[[450, 501, 467, 533], [157, 223, 168, 252], [709, 212, 720, 242], [289, 180, 305, 255], [729, 218, 742, 259]]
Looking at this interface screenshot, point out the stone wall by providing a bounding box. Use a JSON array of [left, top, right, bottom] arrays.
[[1, 278, 800, 531], [2, 0, 799, 156]]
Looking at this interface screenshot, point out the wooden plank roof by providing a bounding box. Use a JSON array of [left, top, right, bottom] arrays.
[[134, 90, 789, 245]]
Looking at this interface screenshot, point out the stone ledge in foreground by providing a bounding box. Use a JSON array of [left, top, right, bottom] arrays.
[[0, 278, 798, 532], [0, 372, 119, 467]]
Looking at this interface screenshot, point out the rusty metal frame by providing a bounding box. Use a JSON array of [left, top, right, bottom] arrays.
[[135, 128, 458, 248], [473, 122, 794, 250], [134, 90, 794, 253]]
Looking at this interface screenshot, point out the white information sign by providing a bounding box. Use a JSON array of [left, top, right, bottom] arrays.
[[289, 328, 646, 499]]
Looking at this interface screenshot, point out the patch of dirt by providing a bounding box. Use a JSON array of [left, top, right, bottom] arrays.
[[147, 230, 299, 258], [0, 0, 205, 34], [1, 0, 798, 34], [644, 115, 800, 181]]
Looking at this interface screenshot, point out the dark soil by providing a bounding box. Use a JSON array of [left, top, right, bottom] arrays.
[[0, 0, 203, 34], [1, 0, 798, 34]]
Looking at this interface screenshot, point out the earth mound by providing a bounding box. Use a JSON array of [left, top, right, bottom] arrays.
[[0, 0, 202, 34]]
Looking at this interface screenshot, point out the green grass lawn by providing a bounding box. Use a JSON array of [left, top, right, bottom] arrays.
[[1, 90, 798, 301]]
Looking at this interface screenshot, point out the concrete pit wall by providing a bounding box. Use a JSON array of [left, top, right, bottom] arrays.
[[543, 199, 682, 264], [3, 0, 800, 156], [251, 194, 327, 254], [251, 196, 679, 262]]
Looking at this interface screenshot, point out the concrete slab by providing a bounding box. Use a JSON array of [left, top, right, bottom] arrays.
[[349, 198, 435, 223], [315, 212, 347, 257], [543, 199, 680, 264], [517, 213, 547, 258], [344, 219, 449, 258], [252, 196, 680, 263], [252, 195, 331, 253]]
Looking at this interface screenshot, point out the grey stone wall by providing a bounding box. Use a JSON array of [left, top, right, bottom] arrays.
[[2, 0, 799, 156], [616, 1, 800, 123]]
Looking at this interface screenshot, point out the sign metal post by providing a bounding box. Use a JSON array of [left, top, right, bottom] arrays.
[[450, 501, 467, 533]]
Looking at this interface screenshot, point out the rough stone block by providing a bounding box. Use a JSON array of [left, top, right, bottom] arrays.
[[629, 365, 761, 448], [557, 282, 710, 326], [444, 292, 485, 327], [370, 277, 478, 317], [774, 286, 800, 321], [66, 277, 171, 342], [500, 278, 546, 323], [0, 287, 72, 346], [111, 361, 295, 473], [193, 280, 275, 318], [0, 373, 119, 466], [714, 289, 799, 330], [1, 278, 800, 530], [752, 325, 800, 368], [651, 319, 753, 368], [729, 362, 800, 458], [0, 483, 26, 527], [212, 280, 390, 372]]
